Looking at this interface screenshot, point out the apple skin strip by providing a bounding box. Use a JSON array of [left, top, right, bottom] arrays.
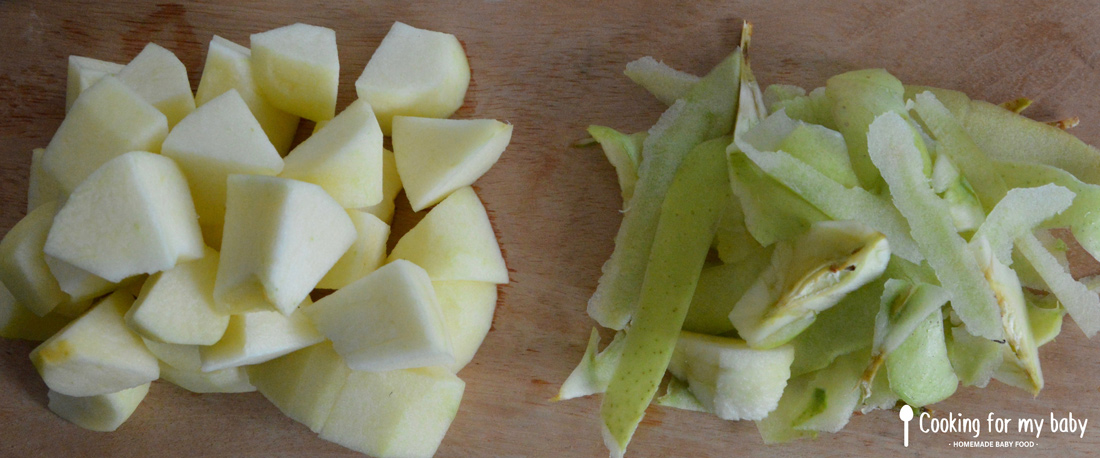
[[867, 111, 1004, 341], [600, 137, 729, 457], [587, 51, 740, 330]]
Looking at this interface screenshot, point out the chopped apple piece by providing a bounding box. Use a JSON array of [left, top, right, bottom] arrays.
[[41, 76, 168, 193], [28, 148, 63, 212], [126, 247, 229, 345], [159, 362, 255, 394], [392, 116, 512, 211], [0, 281, 70, 341], [316, 210, 390, 289], [47, 383, 150, 432], [320, 367, 465, 458], [161, 89, 284, 247], [44, 255, 116, 304], [434, 281, 497, 372], [0, 201, 68, 316], [388, 187, 508, 283], [116, 43, 195, 127], [305, 260, 453, 372], [65, 56, 123, 112], [200, 299, 323, 372], [355, 22, 470, 134], [248, 341, 350, 432], [30, 291, 159, 397], [280, 99, 384, 208], [364, 148, 403, 224], [250, 23, 338, 121], [141, 338, 202, 372], [215, 175, 355, 315], [195, 36, 300, 155], [44, 151, 204, 283]]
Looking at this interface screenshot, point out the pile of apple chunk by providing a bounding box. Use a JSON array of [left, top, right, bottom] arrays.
[[561, 23, 1100, 457], [1, 21, 511, 457]]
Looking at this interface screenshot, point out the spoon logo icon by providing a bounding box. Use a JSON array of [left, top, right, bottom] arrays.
[[900, 404, 914, 447]]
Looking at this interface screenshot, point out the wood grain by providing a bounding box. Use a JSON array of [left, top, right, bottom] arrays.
[[3, 1, 1100, 457]]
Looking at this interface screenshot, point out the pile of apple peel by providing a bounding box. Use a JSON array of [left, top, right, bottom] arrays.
[[560, 22, 1100, 456], [1, 21, 511, 458]]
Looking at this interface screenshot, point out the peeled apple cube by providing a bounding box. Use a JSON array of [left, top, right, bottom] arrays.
[[248, 341, 351, 432], [388, 187, 508, 283], [434, 281, 497, 373], [392, 116, 512, 211], [65, 56, 123, 112], [320, 367, 465, 458], [42, 76, 168, 193], [116, 42, 195, 127], [125, 246, 229, 345], [667, 332, 794, 421], [0, 201, 68, 316], [47, 383, 150, 432], [44, 151, 205, 284], [28, 148, 63, 212], [0, 281, 70, 341], [214, 175, 355, 315], [355, 22, 470, 134], [250, 23, 339, 122], [142, 338, 202, 372], [305, 260, 454, 372], [44, 255, 116, 304], [316, 210, 390, 290], [195, 35, 300, 155], [730, 220, 891, 349], [159, 362, 255, 394], [161, 89, 284, 247], [364, 148, 403, 224], [280, 99, 384, 208], [30, 291, 159, 397], [200, 299, 324, 372]]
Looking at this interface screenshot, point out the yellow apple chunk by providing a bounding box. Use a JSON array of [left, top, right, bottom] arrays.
[[281, 99, 383, 208], [247, 341, 350, 432], [200, 299, 324, 372], [44, 255, 116, 303], [30, 291, 159, 397], [159, 362, 255, 394], [28, 148, 63, 212], [364, 148, 403, 224], [388, 187, 508, 283], [42, 76, 168, 193], [214, 175, 355, 315], [316, 210, 390, 289], [434, 281, 497, 373], [355, 22, 470, 134], [44, 151, 205, 283], [0, 281, 70, 341], [47, 383, 150, 432], [195, 36, 300, 155], [392, 116, 512, 211], [65, 55, 123, 112], [250, 23, 339, 122], [125, 246, 230, 345], [305, 260, 453, 372], [116, 42, 195, 127], [141, 338, 202, 372], [320, 366, 465, 458], [0, 201, 68, 316], [161, 89, 284, 247]]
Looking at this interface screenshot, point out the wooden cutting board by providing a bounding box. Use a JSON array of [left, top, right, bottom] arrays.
[[3, 1, 1100, 457]]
